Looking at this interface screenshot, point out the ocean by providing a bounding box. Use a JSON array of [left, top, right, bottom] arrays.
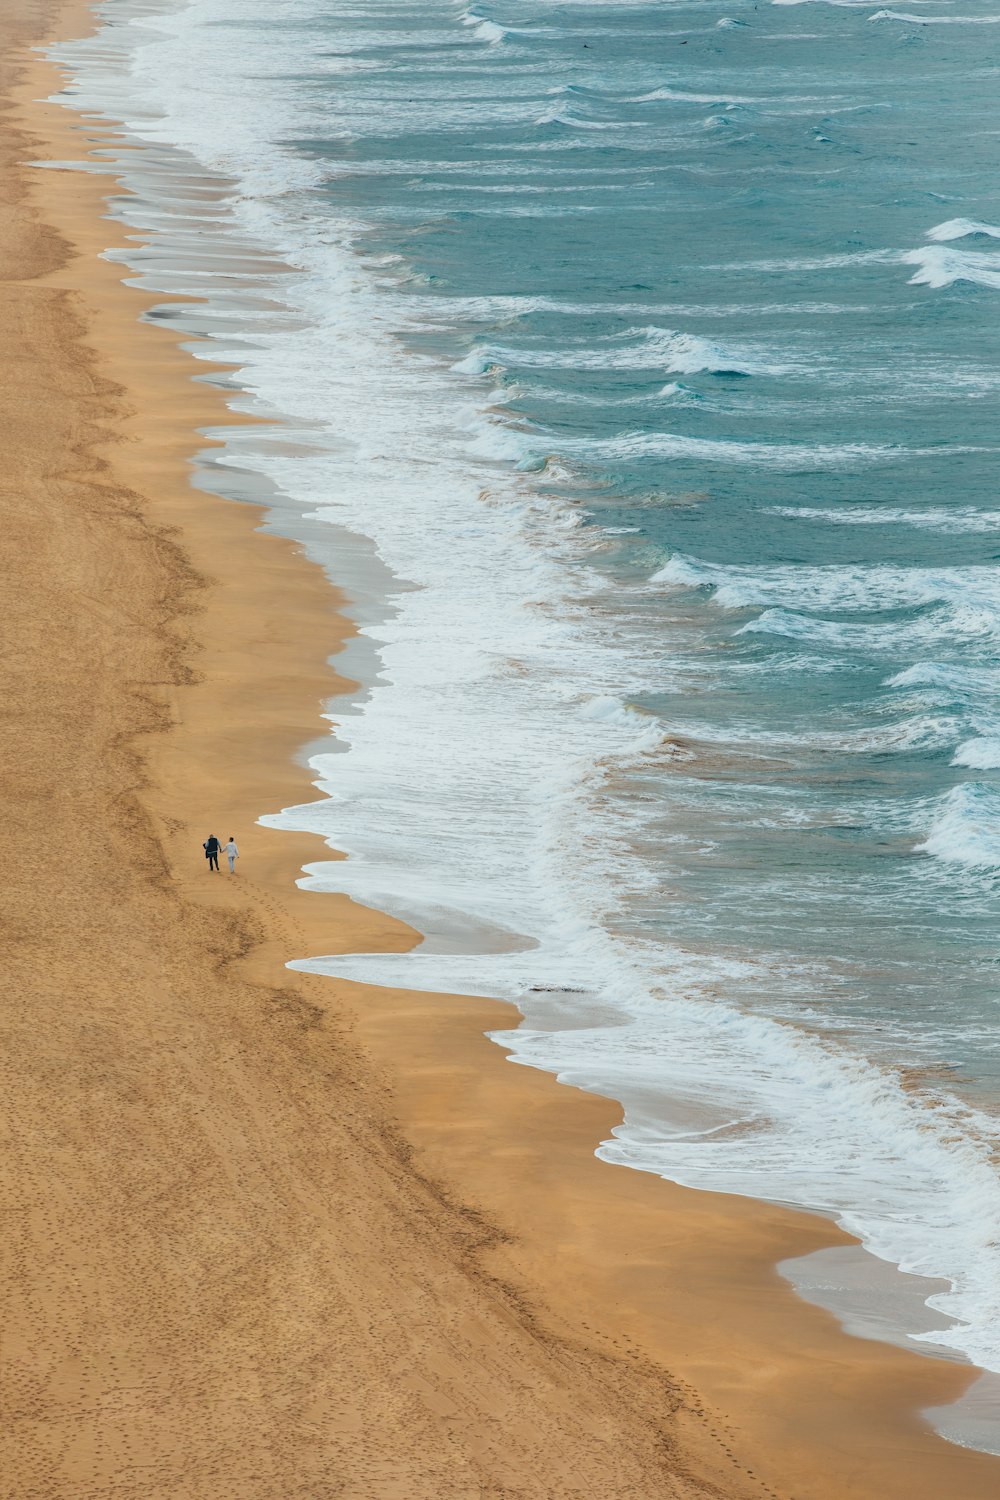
[[53, 0, 1000, 1445]]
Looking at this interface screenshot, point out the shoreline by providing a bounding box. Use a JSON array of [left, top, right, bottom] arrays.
[[3, 0, 1000, 1494]]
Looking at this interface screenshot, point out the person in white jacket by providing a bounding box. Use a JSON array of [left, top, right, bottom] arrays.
[[223, 836, 239, 874]]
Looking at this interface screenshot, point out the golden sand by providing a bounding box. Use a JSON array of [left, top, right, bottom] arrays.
[[2, 1, 999, 1494]]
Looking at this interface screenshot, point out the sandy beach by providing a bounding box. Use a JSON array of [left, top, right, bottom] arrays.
[[3, 0, 1000, 1495]]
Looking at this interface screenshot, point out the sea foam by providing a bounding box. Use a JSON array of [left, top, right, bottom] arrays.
[[928, 218, 1000, 243]]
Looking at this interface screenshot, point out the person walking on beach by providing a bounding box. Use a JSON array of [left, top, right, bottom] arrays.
[[224, 835, 239, 874], [204, 834, 221, 872]]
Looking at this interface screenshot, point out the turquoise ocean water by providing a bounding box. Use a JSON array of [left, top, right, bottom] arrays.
[[54, 0, 1000, 1429]]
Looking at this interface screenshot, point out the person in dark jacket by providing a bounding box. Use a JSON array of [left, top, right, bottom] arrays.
[[204, 834, 221, 872]]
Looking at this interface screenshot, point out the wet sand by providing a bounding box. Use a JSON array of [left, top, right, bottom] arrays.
[[2, 0, 1000, 1495]]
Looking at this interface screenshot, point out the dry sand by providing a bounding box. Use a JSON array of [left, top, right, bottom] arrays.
[[2, 0, 1000, 1495]]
